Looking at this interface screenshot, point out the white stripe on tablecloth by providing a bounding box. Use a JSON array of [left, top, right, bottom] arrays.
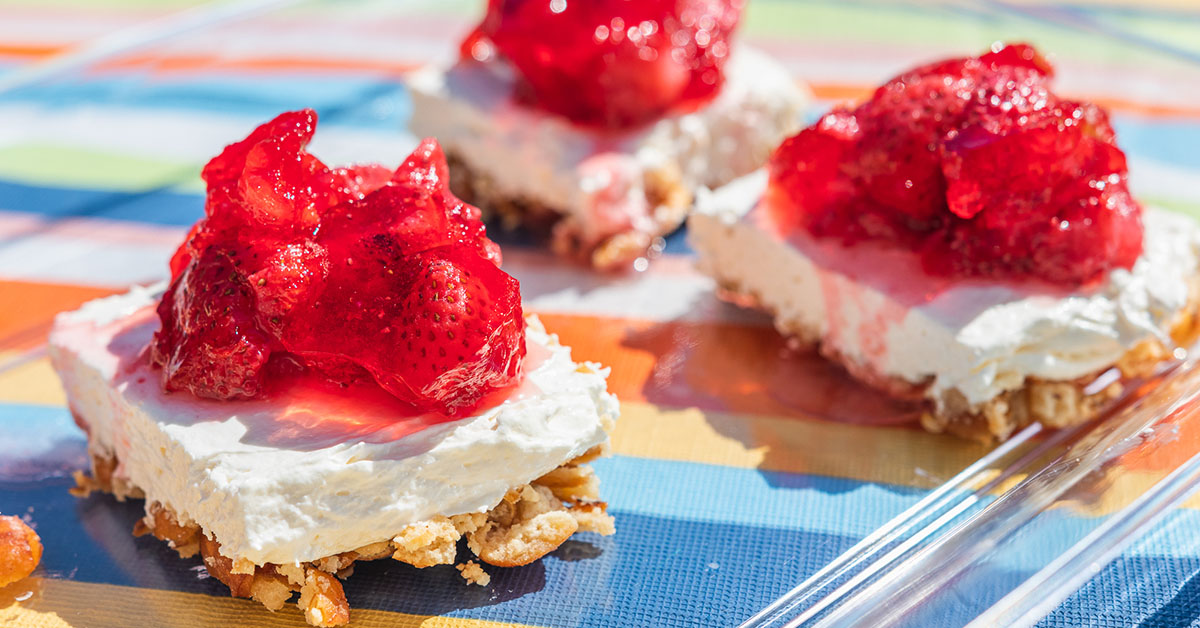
[[0, 104, 418, 171], [0, 212, 764, 325]]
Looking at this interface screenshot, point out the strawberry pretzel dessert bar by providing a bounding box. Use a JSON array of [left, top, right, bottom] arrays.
[[50, 110, 617, 626], [409, 0, 808, 269], [690, 44, 1200, 442]]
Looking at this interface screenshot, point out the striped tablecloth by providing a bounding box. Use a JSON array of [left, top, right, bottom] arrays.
[[2, 1, 1200, 626]]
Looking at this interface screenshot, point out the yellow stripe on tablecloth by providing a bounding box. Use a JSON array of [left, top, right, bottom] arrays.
[[612, 403, 1200, 511], [0, 354, 65, 406], [1050, 468, 1200, 515], [0, 578, 539, 628]]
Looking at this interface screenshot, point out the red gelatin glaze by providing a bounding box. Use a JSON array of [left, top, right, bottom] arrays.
[[152, 109, 525, 417], [767, 43, 1143, 287], [463, 0, 744, 129]]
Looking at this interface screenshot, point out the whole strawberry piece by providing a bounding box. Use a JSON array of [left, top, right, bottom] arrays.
[[386, 245, 525, 414], [465, 0, 744, 128]]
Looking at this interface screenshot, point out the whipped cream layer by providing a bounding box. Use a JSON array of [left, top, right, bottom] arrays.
[[49, 287, 617, 566], [408, 48, 807, 245], [689, 170, 1200, 409]]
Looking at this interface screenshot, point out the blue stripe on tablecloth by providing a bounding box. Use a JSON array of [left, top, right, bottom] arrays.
[[1113, 116, 1200, 171], [2, 74, 412, 132], [0, 178, 695, 255], [0, 179, 202, 226], [591, 455, 924, 537], [1037, 507, 1200, 628]]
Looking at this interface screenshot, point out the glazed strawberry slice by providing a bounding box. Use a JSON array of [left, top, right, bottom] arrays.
[[282, 242, 524, 416], [849, 74, 965, 224], [201, 109, 317, 191], [978, 42, 1054, 77], [173, 111, 390, 280], [238, 143, 325, 232], [465, 0, 744, 129], [248, 241, 329, 337], [385, 245, 524, 414], [319, 139, 502, 265], [152, 246, 275, 400], [934, 101, 1140, 283], [325, 164, 394, 203], [767, 110, 859, 234]]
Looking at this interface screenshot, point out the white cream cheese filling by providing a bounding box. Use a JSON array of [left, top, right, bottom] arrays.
[[408, 48, 808, 244], [689, 170, 1200, 409], [49, 287, 617, 566]]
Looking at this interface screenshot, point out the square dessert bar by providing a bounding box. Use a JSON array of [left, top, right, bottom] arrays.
[[690, 172, 1200, 442], [52, 287, 617, 625], [409, 48, 808, 269]]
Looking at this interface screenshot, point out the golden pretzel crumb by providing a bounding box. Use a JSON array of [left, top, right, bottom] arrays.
[[456, 560, 491, 586], [535, 464, 600, 503], [391, 516, 460, 568], [0, 515, 42, 588], [134, 502, 201, 558], [298, 567, 350, 627], [467, 485, 579, 567]]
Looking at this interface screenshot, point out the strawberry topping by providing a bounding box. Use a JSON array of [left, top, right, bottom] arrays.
[[152, 110, 525, 417], [767, 44, 1143, 287], [462, 0, 744, 129]]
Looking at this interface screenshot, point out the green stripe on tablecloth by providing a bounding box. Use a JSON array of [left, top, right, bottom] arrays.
[[743, 0, 1199, 71], [1109, 13, 1200, 57], [0, 0, 202, 7], [1146, 197, 1200, 221], [0, 144, 202, 193]]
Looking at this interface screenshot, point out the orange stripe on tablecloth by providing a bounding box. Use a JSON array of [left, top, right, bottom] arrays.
[[1114, 401, 1200, 473], [1055, 401, 1200, 514], [808, 83, 875, 102], [1, 280, 918, 427], [0, 43, 68, 59], [0, 280, 117, 352], [97, 53, 421, 76], [0, 45, 418, 76]]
